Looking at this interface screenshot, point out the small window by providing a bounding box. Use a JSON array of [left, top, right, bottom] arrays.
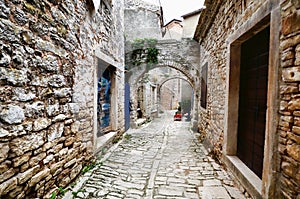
[[201, 63, 208, 109]]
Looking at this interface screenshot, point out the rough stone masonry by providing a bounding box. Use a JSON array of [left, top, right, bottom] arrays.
[[0, 0, 125, 198]]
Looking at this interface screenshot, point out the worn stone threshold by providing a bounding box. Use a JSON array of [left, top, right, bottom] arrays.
[[135, 118, 147, 127], [224, 155, 262, 199], [95, 131, 118, 154]]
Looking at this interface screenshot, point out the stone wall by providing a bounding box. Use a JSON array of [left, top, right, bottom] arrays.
[[124, 0, 163, 41], [0, 0, 124, 198], [195, 0, 300, 197], [279, 0, 300, 197], [196, 0, 254, 156]]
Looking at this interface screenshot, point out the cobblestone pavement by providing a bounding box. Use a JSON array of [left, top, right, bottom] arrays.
[[64, 112, 249, 199]]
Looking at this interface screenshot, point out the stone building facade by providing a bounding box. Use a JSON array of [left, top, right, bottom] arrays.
[[194, 0, 300, 198], [181, 9, 201, 39], [163, 19, 183, 40], [0, 0, 124, 198]]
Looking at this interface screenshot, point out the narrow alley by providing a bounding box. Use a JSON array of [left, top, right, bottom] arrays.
[[64, 111, 247, 199]]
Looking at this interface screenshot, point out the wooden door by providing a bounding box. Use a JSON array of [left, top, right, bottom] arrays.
[[237, 26, 270, 179]]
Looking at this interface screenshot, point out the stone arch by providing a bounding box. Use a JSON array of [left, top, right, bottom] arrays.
[[125, 39, 200, 129], [157, 75, 194, 118], [157, 76, 193, 92]]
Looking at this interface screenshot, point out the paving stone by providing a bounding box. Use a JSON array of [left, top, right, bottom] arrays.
[[157, 187, 184, 196], [65, 112, 247, 199], [225, 185, 247, 199], [198, 187, 231, 199], [203, 179, 222, 186]]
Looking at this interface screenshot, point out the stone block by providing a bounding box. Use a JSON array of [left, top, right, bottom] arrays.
[[279, 143, 287, 154], [64, 136, 75, 147], [11, 132, 45, 156], [54, 88, 72, 98], [16, 191, 25, 199], [203, 179, 222, 186], [6, 68, 30, 86], [59, 176, 71, 187], [20, 162, 29, 172], [42, 142, 55, 152], [67, 148, 77, 159], [13, 152, 31, 167], [48, 75, 66, 88], [35, 179, 46, 191], [64, 158, 77, 168], [281, 161, 295, 177], [0, 105, 24, 124], [281, 34, 300, 50], [281, 101, 288, 111], [28, 168, 50, 188], [0, 168, 16, 184], [70, 163, 82, 180], [0, 177, 18, 196], [293, 110, 300, 116], [12, 87, 36, 102], [288, 98, 300, 110], [8, 185, 23, 199], [53, 114, 68, 122], [281, 115, 294, 123], [288, 132, 300, 144], [33, 118, 52, 131], [17, 165, 40, 184], [296, 47, 300, 65], [283, 67, 300, 82], [43, 154, 54, 164], [50, 160, 65, 175], [29, 152, 46, 167], [64, 119, 74, 125], [287, 144, 300, 161], [292, 126, 300, 135], [282, 59, 294, 68], [38, 55, 59, 72], [282, 48, 295, 61], [53, 143, 63, 153], [294, 117, 300, 126], [0, 2, 10, 19], [282, 10, 300, 36], [279, 120, 290, 128], [0, 142, 9, 163], [53, 168, 62, 177], [36, 39, 68, 58], [48, 122, 64, 142], [46, 104, 60, 117], [63, 126, 72, 136], [280, 84, 299, 94], [58, 148, 68, 157], [25, 101, 45, 118], [0, 161, 10, 175], [71, 121, 80, 133]]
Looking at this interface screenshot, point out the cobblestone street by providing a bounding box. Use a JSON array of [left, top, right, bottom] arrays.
[[64, 112, 248, 199]]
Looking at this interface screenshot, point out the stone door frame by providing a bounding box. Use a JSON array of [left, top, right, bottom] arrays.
[[223, 0, 280, 198], [93, 50, 122, 153]]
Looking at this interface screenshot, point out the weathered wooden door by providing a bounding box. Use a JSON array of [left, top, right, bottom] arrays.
[[237, 26, 270, 179]]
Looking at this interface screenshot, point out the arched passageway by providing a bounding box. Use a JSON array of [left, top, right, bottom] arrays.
[[125, 38, 200, 129], [158, 77, 194, 122]]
